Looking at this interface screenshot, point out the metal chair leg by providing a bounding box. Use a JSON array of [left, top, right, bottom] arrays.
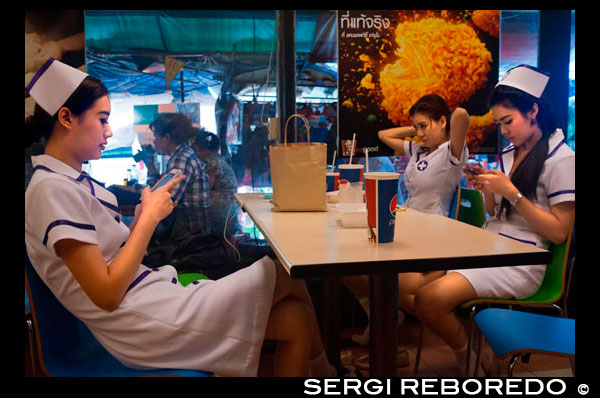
[[507, 354, 524, 377], [473, 327, 484, 377], [26, 317, 36, 376], [465, 304, 477, 377], [414, 323, 424, 375], [569, 358, 575, 376]]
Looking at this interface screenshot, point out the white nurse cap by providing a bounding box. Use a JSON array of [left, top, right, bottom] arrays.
[[495, 64, 551, 98], [25, 57, 88, 116]]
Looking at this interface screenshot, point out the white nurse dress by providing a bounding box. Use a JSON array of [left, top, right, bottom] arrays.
[[403, 139, 469, 217], [449, 129, 575, 299], [25, 154, 276, 376]]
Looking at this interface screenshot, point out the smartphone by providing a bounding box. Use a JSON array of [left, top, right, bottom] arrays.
[[464, 164, 482, 175], [151, 173, 174, 191], [464, 160, 483, 175], [151, 169, 182, 192]]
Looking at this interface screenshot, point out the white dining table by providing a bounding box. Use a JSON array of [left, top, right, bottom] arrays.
[[234, 193, 552, 376]]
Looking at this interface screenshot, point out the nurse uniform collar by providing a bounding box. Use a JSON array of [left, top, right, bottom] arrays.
[[25, 57, 88, 116], [495, 64, 551, 98]]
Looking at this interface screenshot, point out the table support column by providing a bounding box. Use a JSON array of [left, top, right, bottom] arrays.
[[369, 272, 398, 377], [321, 276, 341, 368]]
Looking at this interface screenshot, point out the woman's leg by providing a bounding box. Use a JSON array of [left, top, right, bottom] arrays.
[[397, 271, 446, 316], [263, 296, 315, 376], [341, 275, 370, 300], [413, 272, 477, 349], [413, 272, 499, 375], [263, 260, 333, 376]]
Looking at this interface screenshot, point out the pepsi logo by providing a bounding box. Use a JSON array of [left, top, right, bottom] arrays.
[[389, 194, 398, 215], [340, 179, 350, 185]]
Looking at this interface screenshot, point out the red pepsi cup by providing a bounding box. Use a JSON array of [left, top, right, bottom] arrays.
[[326, 172, 340, 192], [365, 172, 400, 243], [338, 164, 364, 185]]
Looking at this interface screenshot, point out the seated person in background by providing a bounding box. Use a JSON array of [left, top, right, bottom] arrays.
[[342, 94, 470, 346], [191, 128, 241, 238], [147, 113, 211, 236]]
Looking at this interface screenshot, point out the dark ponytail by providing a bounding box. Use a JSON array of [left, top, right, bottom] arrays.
[[489, 85, 557, 218], [194, 128, 220, 152], [24, 76, 109, 149], [409, 93, 452, 135]]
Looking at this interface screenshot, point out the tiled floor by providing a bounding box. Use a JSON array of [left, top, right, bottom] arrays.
[[257, 318, 574, 377], [337, 320, 574, 378]]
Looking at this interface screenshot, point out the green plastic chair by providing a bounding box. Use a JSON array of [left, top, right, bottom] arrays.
[[177, 272, 209, 286], [461, 222, 574, 376], [456, 187, 486, 227]]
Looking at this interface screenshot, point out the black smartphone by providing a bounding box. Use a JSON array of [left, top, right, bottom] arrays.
[[464, 164, 482, 175], [464, 160, 483, 175]]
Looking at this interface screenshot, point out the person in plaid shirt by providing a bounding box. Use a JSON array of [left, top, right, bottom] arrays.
[[149, 113, 210, 234]]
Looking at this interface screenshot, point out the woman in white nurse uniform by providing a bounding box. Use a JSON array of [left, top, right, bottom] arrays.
[[381, 94, 470, 217], [24, 58, 344, 377], [343, 94, 470, 346], [409, 65, 575, 376]]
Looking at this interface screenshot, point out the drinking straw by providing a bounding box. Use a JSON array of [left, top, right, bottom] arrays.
[[332, 150, 336, 170], [349, 133, 356, 164], [365, 148, 369, 173]]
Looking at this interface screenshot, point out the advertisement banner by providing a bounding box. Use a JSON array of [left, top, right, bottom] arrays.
[[338, 10, 500, 156]]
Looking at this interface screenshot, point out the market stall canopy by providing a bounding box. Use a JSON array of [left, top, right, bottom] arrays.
[[84, 10, 338, 101]]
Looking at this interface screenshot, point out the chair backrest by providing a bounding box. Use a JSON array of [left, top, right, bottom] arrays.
[[457, 188, 486, 228], [474, 308, 575, 358], [25, 287, 30, 315], [25, 250, 92, 376], [449, 187, 460, 220], [524, 223, 574, 304], [24, 250, 210, 377]]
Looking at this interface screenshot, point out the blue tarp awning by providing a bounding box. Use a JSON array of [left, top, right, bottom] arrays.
[[84, 10, 337, 99]]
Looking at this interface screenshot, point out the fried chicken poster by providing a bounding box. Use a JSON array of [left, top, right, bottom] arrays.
[[338, 10, 500, 156]]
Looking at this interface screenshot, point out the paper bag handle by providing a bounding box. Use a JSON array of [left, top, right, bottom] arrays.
[[283, 113, 311, 146]]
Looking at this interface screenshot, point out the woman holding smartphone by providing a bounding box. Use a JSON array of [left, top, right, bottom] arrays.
[[25, 58, 352, 377], [401, 65, 575, 375]]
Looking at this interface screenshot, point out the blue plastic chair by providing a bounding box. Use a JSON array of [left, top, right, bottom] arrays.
[[24, 250, 211, 377], [448, 187, 460, 220], [25, 287, 36, 375], [474, 308, 575, 376]]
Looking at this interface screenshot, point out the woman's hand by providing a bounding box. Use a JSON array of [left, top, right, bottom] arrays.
[[463, 165, 487, 192], [465, 166, 519, 200], [139, 175, 185, 225]]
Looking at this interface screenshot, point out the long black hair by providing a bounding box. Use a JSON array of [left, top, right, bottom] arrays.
[[24, 76, 109, 149], [489, 85, 557, 218]]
